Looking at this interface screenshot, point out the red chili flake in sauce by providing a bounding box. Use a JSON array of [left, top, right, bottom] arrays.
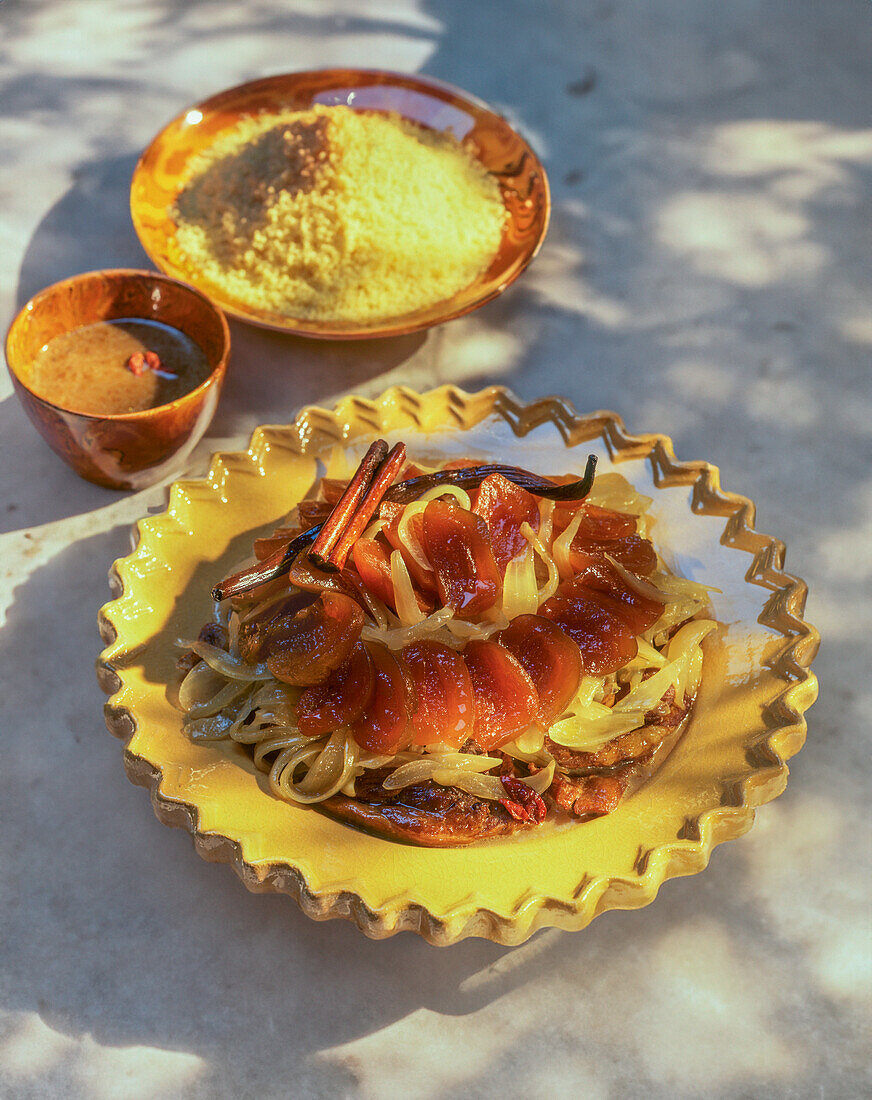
[[126, 350, 163, 375]]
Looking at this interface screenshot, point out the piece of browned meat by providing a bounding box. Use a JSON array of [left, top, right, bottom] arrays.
[[548, 773, 625, 818], [544, 686, 690, 772], [323, 770, 530, 847]]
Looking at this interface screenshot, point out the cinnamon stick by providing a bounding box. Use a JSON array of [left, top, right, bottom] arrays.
[[308, 442, 406, 572], [325, 443, 406, 568], [307, 440, 389, 563]]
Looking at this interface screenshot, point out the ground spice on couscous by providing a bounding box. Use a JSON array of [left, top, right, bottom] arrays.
[[171, 105, 506, 322]]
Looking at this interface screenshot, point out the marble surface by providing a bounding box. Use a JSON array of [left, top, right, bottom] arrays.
[[1, 1, 869, 1097]]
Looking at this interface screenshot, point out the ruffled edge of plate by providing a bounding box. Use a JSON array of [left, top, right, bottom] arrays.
[[97, 385, 819, 945]]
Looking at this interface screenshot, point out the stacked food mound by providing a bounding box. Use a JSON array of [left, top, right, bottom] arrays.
[[176, 441, 716, 846]]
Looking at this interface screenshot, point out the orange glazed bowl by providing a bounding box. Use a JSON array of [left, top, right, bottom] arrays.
[[5, 269, 230, 490], [130, 69, 550, 338]]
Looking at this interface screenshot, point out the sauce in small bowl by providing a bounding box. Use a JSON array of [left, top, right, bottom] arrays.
[[31, 318, 211, 415], [6, 270, 230, 490]]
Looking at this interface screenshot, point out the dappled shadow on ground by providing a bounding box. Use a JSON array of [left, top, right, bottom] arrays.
[[15, 153, 149, 309], [209, 320, 427, 439]]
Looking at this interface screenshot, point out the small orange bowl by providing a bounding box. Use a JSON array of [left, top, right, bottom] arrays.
[[5, 269, 230, 490]]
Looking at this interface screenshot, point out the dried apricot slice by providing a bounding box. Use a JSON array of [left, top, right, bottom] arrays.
[[402, 640, 474, 747], [297, 642, 375, 736], [351, 643, 414, 754], [568, 534, 658, 576], [553, 501, 636, 540], [473, 472, 540, 572], [463, 639, 539, 751], [266, 591, 364, 686], [497, 614, 582, 727], [539, 592, 638, 674], [351, 538, 396, 611], [558, 560, 664, 633], [381, 506, 439, 597], [420, 500, 502, 619]]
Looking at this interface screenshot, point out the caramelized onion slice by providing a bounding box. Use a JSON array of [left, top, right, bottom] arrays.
[[297, 500, 333, 531], [253, 525, 304, 562]]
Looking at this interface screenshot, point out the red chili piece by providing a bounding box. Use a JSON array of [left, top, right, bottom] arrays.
[[499, 776, 547, 823], [126, 350, 162, 375]]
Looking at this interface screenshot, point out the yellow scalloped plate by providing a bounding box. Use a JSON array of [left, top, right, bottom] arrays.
[[97, 387, 819, 945]]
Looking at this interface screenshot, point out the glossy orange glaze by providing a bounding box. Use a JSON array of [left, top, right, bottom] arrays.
[[568, 534, 658, 576], [552, 501, 636, 540], [402, 640, 474, 747], [420, 499, 502, 619], [497, 614, 582, 727], [463, 639, 539, 751], [553, 501, 659, 575]]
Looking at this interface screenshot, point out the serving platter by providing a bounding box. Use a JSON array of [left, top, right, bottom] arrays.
[[97, 386, 818, 945], [130, 69, 550, 339]]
